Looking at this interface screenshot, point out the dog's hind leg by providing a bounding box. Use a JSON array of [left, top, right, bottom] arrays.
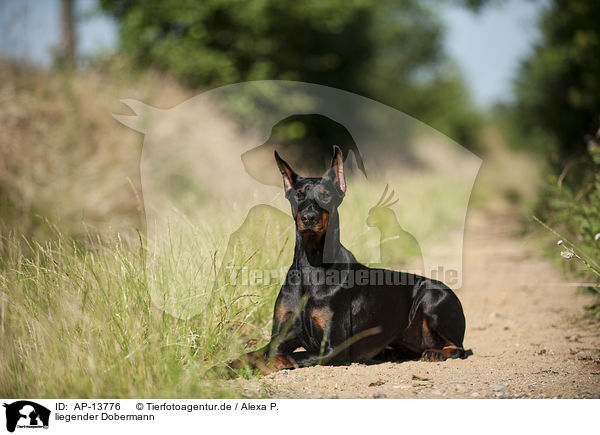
[[391, 293, 468, 362], [419, 290, 468, 361], [389, 309, 442, 357]]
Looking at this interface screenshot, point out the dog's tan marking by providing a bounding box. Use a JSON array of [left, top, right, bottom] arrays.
[[310, 307, 332, 332], [273, 354, 296, 370], [439, 344, 459, 357], [420, 316, 438, 349], [275, 301, 294, 326], [297, 210, 329, 236], [320, 210, 329, 231]]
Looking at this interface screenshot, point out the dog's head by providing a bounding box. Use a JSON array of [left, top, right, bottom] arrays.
[[275, 146, 346, 237]]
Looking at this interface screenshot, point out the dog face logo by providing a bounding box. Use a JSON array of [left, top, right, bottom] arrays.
[[3, 401, 50, 433]]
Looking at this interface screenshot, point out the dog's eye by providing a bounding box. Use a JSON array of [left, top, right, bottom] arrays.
[[295, 191, 305, 201], [319, 190, 331, 202]]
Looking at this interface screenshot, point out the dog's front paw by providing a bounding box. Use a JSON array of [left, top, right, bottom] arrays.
[[272, 354, 297, 370], [224, 352, 297, 376], [421, 349, 449, 362], [254, 354, 297, 375]]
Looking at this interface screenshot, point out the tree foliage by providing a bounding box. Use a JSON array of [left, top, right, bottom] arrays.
[[100, 0, 479, 147], [513, 0, 600, 158]]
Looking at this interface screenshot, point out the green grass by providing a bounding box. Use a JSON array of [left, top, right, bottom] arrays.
[[0, 227, 277, 398], [0, 191, 301, 397], [532, 144, 600, 321]]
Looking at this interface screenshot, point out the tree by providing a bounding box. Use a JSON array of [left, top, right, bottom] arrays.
[[60, 0, 76, 67], [101, 0, 479, 147], [513, 0, 600, 158]]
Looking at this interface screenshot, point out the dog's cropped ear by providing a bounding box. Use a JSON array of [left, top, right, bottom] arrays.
[[274, 151, 299, 193], [327, 145, 346, 194]]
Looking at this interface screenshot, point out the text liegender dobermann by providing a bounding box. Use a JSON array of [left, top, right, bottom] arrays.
[[229, 146, 468, 374]]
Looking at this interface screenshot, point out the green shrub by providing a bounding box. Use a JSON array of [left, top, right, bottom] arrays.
[[535, 140, 600, 303]]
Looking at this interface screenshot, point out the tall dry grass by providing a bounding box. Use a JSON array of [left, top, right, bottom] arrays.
[[0, 61, 193, 239], [0, 63, 303, 397], [0, 63, 257, 397]]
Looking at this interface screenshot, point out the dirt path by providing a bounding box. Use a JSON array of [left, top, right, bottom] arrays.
[[232, 202, 600, 398]]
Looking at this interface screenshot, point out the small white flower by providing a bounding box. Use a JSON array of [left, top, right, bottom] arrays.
[[561, 250, 574, 259], [557, 240, 563, 245], [594, 233, 600, 241]]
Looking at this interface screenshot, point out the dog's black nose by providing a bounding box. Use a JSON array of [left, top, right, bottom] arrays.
[[301, 211, 319, 226]]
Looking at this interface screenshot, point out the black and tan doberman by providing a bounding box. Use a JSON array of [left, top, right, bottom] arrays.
[[228, 146, 467, 374]]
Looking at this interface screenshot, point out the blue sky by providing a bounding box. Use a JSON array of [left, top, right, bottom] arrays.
[[0, 0, 543, 107], [440, 0, 543, 107]]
